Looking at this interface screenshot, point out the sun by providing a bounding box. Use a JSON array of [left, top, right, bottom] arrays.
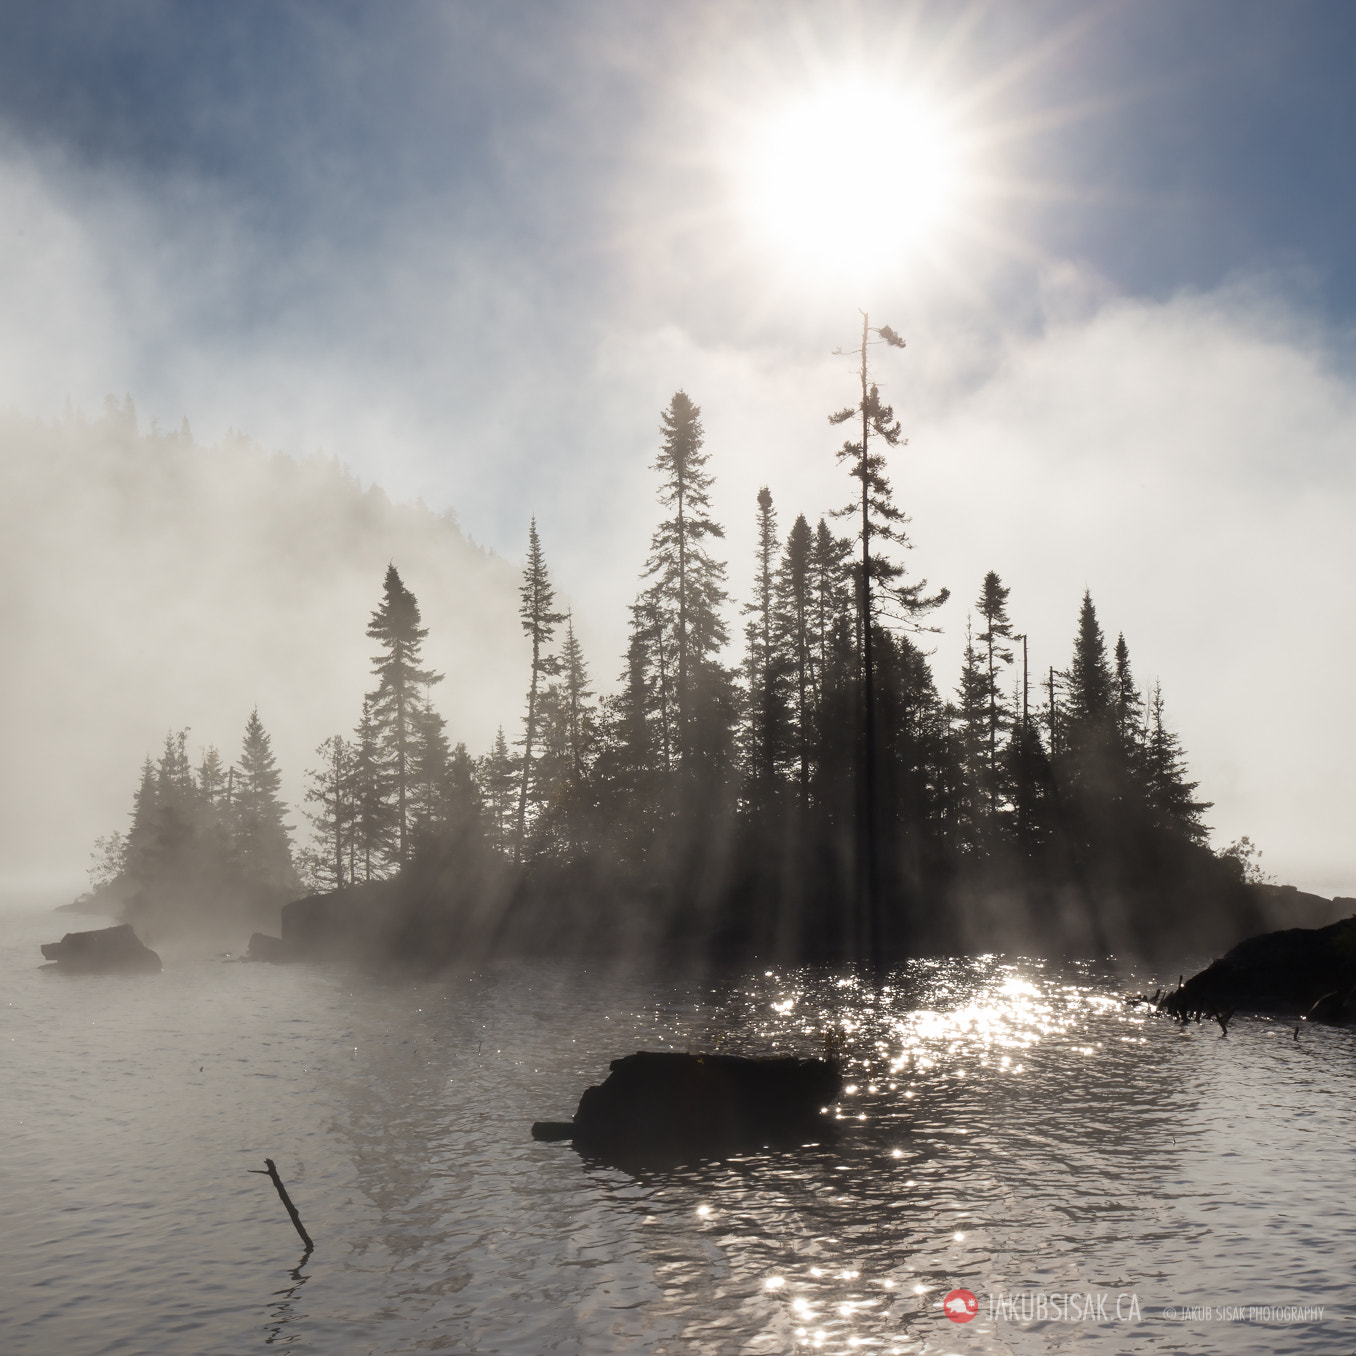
[[739, 83, 966, 279]]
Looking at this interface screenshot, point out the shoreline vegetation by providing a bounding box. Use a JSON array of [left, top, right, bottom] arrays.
[[76, 372, 1346, 968]]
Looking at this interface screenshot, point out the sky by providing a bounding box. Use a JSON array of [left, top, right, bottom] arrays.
[[1, 0, 1354, 896]]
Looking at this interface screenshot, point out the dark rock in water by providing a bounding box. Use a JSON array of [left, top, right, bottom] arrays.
[[1161, 915, 1356, 1020], [532, 1051, 842, 1167], [40, 924, 161, 974], [245, 932, 301, 963], [280, 881, 399, 960]]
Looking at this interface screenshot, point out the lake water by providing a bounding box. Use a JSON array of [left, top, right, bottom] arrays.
[[4, 903, 1354, 1355]]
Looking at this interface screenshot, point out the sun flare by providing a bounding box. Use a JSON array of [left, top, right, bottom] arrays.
[[740, 83, 965, 278]]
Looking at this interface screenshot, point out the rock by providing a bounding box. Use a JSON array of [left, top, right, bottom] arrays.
[[40, 924, 161, 974], [245, 932, 301, 963], [532, 1050, 842, 1167], [1161, 914, 1356, 1019]]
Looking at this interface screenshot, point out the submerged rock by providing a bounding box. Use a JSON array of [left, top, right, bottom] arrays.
[[40, 924, 161, 974], [1160, 914, 1356, 1022], [532, 1050, 842, 1166], [244, 932, 301, 963]]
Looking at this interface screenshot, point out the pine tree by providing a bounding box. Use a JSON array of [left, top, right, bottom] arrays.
[[1113, 633, 1144, 766], [778, 513, 815, 806], [742, 486, 789, 804], [644, 391, 730, 767], [1066, 590, 1113, 722], [196, 746, 227, 805], [350, 697, 392, 880], [809, 519, 853, 703], [827, 315, 946, 963], [123, 755, 159, 885], [953, 619, 990, 852], [514, 518, 565, 858], [476, 726, 518, 853], [234, 708, 295, 891], [974, 571, 1014, 809], [302, 735, 353, 891], [367, 563, 442, 866], [1143, 682, 1211, 843], [410, 703, 452, 835]]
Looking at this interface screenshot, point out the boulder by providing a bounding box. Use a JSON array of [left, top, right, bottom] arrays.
[[1160, 914, 1356, 1020], [40, 924, 161, 974], [245, 932, 301, 963], [532, 1051, 842, 1167]]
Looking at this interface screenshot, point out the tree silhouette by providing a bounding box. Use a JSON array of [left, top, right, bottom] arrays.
[[514, 517, 565, 859], [367, 563, 442, 866]]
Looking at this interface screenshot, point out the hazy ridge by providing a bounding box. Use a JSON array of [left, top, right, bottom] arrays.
[[0, 401, 524, 889]]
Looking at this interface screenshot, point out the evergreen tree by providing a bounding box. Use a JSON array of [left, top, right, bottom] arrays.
[[827, 315, 946, 962], [810, 519, 853, 699], [349, 697, 392, 880], [410, 702, 452, 834], [123, 755, 159, 885], [1113, 632, 1144, 764], [514, 518, 565, 858], [1143, 681, 1211, 843], [778, 513, 815, 806], [367, 563, 442, 866], [476, 726, 518, 853], [953, 619, 990, 851], [644, 391, 730, 767], [974, 571, 1014, 808], [302, 735, 353, 891], [234, 708, 295, 891], [742, 486, 789, 804], [1066, 590, 1113, 722], [196, 745, 226, 805]]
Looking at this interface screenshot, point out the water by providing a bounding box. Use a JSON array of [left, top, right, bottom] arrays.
[[4, 905, 1354, 1355]]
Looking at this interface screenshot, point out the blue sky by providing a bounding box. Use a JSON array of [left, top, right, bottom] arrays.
[[2, 1, 1355, 892]]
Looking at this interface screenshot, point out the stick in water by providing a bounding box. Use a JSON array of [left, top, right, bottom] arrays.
[[250, 1158, 314, 1252]]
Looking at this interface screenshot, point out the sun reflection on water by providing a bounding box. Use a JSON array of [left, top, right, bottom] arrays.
[[668, 955, 1170, 1354]]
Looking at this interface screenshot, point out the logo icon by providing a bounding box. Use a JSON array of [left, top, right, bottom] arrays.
[[943, 1289, 979, 1323]]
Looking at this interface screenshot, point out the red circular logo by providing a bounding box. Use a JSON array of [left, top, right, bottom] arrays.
[[943, 1289, 979, 1323]]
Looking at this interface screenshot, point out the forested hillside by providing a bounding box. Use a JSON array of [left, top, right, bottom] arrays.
[[0, 400, 522, 890]]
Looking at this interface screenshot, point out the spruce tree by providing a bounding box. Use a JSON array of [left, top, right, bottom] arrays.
[[350, 697, 392, 880], [1113, 633, 1144, 766], [410, 703, 452, 835], [828, 315, 946, 963], [302, 735, 353, 891], [514, 518, 565, 859], [476, 727, 518, 853], [1066, 590, 1113, 722], [644, 391, 730, 766], [974, 571, 1014, 809], [778, 513, 815, 806], [742, 486, 788, 804], [196, 746, 227, 805], [953, 619, 990, 852], [123, 756, 159, 885], [367, 563, 442, 866], [235, 708, 295, 891], [1144, 682, 1211, 843]]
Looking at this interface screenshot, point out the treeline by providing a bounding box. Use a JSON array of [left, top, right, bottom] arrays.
[[283, 375, 1245, 961], [89, 345, 1256, 959], [87, 711, 296, 937]]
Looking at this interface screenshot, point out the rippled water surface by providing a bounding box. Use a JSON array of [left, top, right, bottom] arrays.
[[4, 904, 1355, 1355]]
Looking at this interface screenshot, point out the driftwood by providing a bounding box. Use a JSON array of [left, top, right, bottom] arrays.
[[250, 1158, 313, 1252]]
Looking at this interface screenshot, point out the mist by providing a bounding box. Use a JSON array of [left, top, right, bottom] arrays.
[[0, 404, 525, 894]]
